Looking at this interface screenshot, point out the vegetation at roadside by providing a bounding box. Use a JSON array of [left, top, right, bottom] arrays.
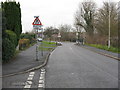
[[2, 1, 22, 63], [39, 41, 56, 51], [86, 43, 120, 53], [74, 1, 119, 50], [19, 33, 36, 50]]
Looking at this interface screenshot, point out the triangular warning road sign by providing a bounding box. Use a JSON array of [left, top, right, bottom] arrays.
[[32, 17, 42, 25]]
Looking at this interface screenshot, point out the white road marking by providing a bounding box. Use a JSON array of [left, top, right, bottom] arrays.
[[38, 68, 45, 88], [24, 85, 31, 88], [39, 80, 44, 83], [26, 81, 32, 85], [41, 69, 45, 72], [24, 72, 35, 88], [38, 84, 44, 88], [40, 73, 44, 77], [24, 69, 46, 89], [30, 72, 35, 75], [27, 77, 33, 81], [40, 76, 44, 80], [41, 71, 45, 74]]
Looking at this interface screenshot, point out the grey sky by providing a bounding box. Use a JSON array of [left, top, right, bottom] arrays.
[[1, 0, 119, 33]]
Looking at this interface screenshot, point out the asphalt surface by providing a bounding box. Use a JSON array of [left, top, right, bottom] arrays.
[[3, 42, 48, 75], [2, 41, 53, 89], [45, 42, 118, 88]]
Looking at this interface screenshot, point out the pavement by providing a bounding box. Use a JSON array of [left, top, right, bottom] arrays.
[[45, 42, 118, 88], [2, 43, 50, 76]]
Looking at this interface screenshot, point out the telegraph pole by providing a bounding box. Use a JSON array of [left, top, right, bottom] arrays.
[[108, 0, 111, 48]]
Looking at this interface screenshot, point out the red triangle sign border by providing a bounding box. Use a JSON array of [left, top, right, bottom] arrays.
[[32, 17, 42, 26]]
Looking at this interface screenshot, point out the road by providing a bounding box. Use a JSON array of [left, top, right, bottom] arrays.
[[45, 42, 118, 88], [2, 42, 118, 89]]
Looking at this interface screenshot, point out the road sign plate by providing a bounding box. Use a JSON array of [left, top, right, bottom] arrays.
[[32, 17, 42, 26]]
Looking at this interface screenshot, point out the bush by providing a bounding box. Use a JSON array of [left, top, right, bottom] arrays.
[[5, 30, 18, 47], [19, 39, 30, 50], [2, 38, 16, 63], [20, 33, 36, 44]]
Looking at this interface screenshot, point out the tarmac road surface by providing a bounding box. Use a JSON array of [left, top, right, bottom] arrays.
[[45, 42, 118, 88]]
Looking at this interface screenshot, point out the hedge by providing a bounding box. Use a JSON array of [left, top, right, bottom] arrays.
[[20, 33, 36, 44], [5, 30, 18, 47], [19, 39, 30, 50], [2, 38, 15, 63]]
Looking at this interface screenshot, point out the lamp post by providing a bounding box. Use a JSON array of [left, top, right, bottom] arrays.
[[108, 0, 111, 48]]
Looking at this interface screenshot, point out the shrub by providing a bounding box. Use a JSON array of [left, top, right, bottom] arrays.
[[2, 38, 15, 63], [5, 30, 18, 47], [20, 33, 36, 44], [19, 39, 30, 50]]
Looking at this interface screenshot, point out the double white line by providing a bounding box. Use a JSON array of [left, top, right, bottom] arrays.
[[24, 72, 35, 88], [24, 68, 45, 89], [38, 68, 45, 88]]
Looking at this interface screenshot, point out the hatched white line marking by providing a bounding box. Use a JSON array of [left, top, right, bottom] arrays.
[[40, 73, 44, 77], [41, 69, 45, 72], [24, 72, 35, 88], [38, 68, 45, 88], [41, 71, 45, 74], [39, 80, 44, 83], [40, 76, 44, 80], [38, 84, 44, 88], [24, 85, 31, 88], [30, 72, 34, 74], [26, 81, 32, 85], [29, 74, 34, 77]]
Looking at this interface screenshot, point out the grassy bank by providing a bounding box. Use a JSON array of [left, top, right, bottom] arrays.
[[86, 43, 120, 53], [39, 41, 56, 51]]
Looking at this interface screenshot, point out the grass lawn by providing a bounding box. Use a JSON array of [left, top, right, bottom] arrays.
[[86, 43, 120, 54], [39, 41, 56, 51]]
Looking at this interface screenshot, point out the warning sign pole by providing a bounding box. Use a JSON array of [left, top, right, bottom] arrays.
[[36, 28, 39, 61], [32, 16, 43, 61]]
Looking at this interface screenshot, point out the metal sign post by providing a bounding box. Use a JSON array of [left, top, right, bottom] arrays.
[[41, 28, 43, 56], [36, 28, 39, 61], [32, 16, 43, 61]]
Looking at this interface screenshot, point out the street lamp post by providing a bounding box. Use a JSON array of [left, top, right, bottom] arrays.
[[108, 0, 111, 48]]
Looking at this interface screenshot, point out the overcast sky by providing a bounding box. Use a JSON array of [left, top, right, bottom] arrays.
[[1, 0, 119, 33]]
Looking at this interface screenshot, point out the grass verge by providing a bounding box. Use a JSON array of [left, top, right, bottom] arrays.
[[39, 41, 56, 51], [86, 43, 120, 54]]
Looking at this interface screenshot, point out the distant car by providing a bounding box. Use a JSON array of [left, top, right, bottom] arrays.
[[57, 42, 62, 46], [37, 38, 43, 42]]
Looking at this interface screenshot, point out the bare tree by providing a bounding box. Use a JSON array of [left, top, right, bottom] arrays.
[[58, 24, 73, 41], [95, 2, 118, 37], [74, 1, 96, 36]]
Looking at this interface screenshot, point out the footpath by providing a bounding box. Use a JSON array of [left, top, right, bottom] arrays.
[[3, 44, 50, 76]]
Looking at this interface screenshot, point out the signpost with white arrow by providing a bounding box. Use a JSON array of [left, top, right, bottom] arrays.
[[32, 16, 43, 61]]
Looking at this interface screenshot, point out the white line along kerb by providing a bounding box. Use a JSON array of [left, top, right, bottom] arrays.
[[38, 69, 45, 88], [24, 72, 35, 88], [41, 68, 45, 72]]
